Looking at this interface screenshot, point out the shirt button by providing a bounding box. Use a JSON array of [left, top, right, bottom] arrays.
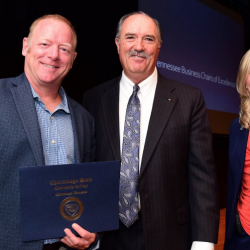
[[51, 139, 56, 144], [51, 116, 54, 120]]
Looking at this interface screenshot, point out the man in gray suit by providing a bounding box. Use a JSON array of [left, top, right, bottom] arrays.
[[0, 15, 97, 250], [83, 12, 219, 250]]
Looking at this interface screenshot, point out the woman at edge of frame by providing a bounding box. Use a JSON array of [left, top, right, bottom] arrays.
[[225, 49, 250, 250]]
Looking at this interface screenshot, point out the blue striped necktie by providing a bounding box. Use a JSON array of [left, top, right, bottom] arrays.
[[119, 84, 140, 228]]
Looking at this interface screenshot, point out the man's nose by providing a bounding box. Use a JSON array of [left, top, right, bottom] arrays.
[[47, 46, 59, 60], [134, 38, 144, 51]]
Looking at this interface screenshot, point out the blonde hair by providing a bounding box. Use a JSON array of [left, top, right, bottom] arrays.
[[237, 49, 250, 129], [27, 14, 77, 51]]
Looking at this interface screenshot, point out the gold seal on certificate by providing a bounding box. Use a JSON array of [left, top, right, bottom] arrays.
[[60, 197, 84, 221]]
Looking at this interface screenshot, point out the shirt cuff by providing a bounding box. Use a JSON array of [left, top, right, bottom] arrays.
[[191, 241, 214, 250]]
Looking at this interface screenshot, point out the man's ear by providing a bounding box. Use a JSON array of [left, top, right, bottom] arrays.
[[22, 37, 29, 56], [115, 38, 120, 54], [70, 52, 77, 68]]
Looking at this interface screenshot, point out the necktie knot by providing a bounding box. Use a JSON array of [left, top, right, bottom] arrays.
[[133, 84, 140, 94]]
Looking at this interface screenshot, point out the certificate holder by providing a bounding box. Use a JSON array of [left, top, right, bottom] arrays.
[[19, 161, 120, 241]]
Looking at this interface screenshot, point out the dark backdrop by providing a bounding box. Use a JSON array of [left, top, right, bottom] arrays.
[[0, 0, 137, 102]]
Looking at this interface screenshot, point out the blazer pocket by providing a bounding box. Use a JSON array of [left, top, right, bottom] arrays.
[[163, 126, 189, 135], [177, 205, 189, 224]]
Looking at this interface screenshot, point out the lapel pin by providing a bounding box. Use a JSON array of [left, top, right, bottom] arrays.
[[168, 98, 172, 102]]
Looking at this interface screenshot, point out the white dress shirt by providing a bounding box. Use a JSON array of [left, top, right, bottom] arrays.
[[119, 68, 157, 168], [118, 68, 214, 250]]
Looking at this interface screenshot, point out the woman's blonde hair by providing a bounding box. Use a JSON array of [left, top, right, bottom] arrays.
[[237, 49, 250, 129]]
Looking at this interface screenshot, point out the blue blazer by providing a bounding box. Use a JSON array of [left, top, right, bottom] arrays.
[[0, 73, 95, 250], [224, 118, 249, 250]]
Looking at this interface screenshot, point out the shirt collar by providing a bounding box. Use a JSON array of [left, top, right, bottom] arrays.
[[120, 67, 158, 98], [29, 84, 70, 114]]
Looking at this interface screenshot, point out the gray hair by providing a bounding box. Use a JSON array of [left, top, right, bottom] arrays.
[[115, 11, 163, 46]]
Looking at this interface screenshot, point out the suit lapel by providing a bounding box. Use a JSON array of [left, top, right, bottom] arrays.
[[140, 74, 177, 177], [10, 73, 45, 166], [101, 79, 121, 160], [68, 98, 82, 163]]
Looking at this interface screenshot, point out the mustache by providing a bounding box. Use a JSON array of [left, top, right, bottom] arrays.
[[128, 50, 149, 58]]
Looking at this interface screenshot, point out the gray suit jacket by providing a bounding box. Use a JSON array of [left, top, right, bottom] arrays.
[[0, 73, 95, 250], [83, 73, 219, 250]]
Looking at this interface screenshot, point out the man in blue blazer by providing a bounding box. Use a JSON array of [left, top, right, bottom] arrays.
[[0, 15, 97, 250]]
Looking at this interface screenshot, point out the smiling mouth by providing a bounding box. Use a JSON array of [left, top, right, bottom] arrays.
[[131, 55, 146, 59], [41, 63, 58, 68]]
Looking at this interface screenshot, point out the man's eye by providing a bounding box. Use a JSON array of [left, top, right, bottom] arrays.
[[145, 38, 153, 42], [126, 36, 134, 40], [60, 48, 69, 53]]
